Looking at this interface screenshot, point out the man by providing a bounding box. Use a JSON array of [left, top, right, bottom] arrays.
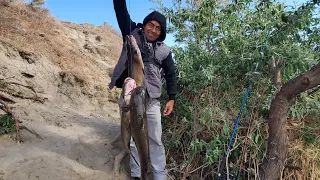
[[109, 0, 177, 180]]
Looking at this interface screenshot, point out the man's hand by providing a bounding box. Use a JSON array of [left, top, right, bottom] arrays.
[[163, 100, 174, 116]]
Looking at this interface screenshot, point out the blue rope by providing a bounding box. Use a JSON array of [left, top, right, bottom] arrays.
[[261, 29, 271, 54], [225, 63, 258, 154], [217, 28, 272, 180]]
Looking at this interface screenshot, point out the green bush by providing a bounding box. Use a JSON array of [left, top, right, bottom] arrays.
[[30, 0, 45, 7], [0, 114, 14, 135]]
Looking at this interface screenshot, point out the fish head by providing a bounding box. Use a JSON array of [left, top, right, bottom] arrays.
[[123, 77, 136, 105]]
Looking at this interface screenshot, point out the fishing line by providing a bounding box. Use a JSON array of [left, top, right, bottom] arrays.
[[125, 0, 133, 79]]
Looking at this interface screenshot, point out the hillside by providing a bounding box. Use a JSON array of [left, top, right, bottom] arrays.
[[0, 1, 128, 180]]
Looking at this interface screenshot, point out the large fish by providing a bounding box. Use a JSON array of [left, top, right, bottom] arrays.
[[120, 35, 150, 179]]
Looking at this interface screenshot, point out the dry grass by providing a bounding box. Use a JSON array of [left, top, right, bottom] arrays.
[[283, 118, 320, 180], [283, 140, 320, 180]]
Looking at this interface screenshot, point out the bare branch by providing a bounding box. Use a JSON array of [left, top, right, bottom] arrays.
[[1, 81, 47, 103], [113, 150, 128, 179], [19, 125, 44, 140], [0, 92, 16, 103]]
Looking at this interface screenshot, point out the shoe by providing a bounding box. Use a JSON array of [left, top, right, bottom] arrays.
[[132, 177, 140, 180]]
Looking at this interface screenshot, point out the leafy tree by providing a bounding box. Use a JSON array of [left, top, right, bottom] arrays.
[[153, 0, 320, 179]]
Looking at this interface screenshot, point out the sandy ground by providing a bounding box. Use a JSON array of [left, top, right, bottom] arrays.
[[0, 100, 130, 180]]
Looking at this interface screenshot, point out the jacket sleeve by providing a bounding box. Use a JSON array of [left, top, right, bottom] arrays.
[[113, 0, 137, 40], [161, 51, 177, 100]]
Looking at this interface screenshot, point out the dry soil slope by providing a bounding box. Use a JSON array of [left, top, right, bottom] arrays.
[[0, 1, 127, 180]]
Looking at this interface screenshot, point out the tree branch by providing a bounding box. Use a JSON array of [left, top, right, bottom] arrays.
[[260, 62, 320, 180], [271, 56, 284, 89], [0, 81, 47, 103]]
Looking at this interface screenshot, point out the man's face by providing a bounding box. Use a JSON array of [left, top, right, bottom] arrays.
[[143, 20, 161, 42]]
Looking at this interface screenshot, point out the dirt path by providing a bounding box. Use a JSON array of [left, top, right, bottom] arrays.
[[0, 100, 130, 180]]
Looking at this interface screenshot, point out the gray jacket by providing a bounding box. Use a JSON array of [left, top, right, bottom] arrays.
[[109, 28, 171, 99]]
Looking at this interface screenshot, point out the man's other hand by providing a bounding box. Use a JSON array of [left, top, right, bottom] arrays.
[[163, 100, 174, 116]]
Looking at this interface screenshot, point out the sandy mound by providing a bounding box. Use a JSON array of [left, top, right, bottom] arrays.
[[0, 1, 128, 180]]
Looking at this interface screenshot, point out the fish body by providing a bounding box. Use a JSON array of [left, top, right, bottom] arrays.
[[130, 86, 149, 180]]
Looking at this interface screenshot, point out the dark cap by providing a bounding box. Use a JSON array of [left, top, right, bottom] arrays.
[[143, 11, 167, 42]]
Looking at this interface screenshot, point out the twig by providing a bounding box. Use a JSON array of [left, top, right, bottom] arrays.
[[167, 174, 176, 180], [6, 81, 37, 94], [182, 164, 192, 180], [254, 152, 258, 180], [226, 139, 240, 179], [167, 167, 185, 175], [284, 165, 302, 171], [3, 81, 46, 103], [188, 163, 209, 175], [193, 94, 199, 140], [308, 85, 320, 96], [311, 152, 317, 180], [19, 125, 44, 140], [113, 150, 128, 180], [182, 156, 199, 180], [0, 76, 15, 81], [108, 99, 118, 103], [109, 132, 121, 145], [0, 92, 16, 103], [10, 92, 46, 103], [0, 99, 20, 143]]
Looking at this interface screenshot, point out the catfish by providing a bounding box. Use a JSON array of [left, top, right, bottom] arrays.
[[128, 35, 150, 179], [120, 35, 150, 179]]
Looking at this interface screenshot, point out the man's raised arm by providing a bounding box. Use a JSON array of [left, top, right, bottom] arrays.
[[113, 0, 137, 40]]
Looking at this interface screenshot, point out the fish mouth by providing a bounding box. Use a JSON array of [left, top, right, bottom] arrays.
[[128, 35, 137, 45]]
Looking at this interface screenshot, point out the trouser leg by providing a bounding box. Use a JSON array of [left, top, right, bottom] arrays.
[[130, 99, 167, 180]]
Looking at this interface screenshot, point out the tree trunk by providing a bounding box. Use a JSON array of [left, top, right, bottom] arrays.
[[259, 62, 320, 180]]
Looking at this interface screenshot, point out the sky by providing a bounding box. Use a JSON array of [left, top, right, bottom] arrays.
[[27, 0, 302, 47], [33, 0, 176, 47]]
